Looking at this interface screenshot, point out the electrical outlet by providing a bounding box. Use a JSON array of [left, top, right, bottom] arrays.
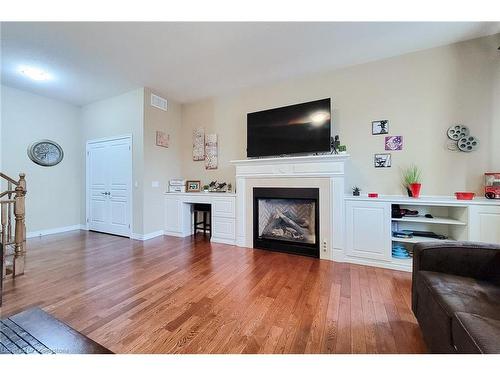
[[322, 239, 328, 252]]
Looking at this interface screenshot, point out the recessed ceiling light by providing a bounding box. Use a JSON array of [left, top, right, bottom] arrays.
[[19, 66, 51, 81]]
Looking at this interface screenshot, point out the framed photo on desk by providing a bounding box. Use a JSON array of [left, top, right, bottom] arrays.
[[186, 180, 201, 192]]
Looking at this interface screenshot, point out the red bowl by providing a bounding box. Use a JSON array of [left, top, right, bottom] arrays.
[[455, 192, 475, 200]]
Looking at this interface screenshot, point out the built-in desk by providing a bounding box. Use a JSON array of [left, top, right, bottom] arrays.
[[164, 192, 236, 245]]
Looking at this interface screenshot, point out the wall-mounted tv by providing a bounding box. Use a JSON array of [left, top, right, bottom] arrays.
[[247, 98, 331, 158]]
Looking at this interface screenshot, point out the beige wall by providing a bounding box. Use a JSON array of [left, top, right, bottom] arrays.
[[181, 34, 500, 196], [1, 85, 82, 233], [80, 88, 145, 234], [142, 88, 183, 234], [491, 49, 500, 171]]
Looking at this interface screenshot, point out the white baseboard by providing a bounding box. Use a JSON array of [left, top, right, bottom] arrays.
[[130, 230, 164, 241], [332, 249, 411, 272], [26, 224, 85, 238]]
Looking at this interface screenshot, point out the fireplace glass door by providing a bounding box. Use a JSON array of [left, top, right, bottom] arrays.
[[253, 187, 319, 258]]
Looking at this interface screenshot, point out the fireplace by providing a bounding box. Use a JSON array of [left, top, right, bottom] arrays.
[[253, 187, 319, 258]]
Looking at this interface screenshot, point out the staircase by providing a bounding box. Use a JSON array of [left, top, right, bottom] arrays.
[[1, 172, 27, 280]]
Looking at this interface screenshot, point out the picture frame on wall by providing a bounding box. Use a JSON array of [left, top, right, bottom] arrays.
[[186, 180, 201, 192], [155, 131, 170, 148], [372, 120, 389, 135], [374, 153, 391, 168], [385, 135, 403, 151]]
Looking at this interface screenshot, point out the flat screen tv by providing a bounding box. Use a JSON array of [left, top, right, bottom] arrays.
[[247, 98, 331, 157]]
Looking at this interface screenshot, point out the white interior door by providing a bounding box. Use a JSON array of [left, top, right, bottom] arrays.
[[87, 136, 132, 237]]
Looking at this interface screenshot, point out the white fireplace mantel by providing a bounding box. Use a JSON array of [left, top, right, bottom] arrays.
[[230, 154, 349, 260]]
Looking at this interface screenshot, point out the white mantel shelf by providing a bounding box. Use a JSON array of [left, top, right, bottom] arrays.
[[231, 154, 350, 179], [231, 154, 350, 165]]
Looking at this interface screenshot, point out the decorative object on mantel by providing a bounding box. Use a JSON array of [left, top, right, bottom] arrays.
[[227, 183, 232, 192], [484, 172, 500, 199], [372, 120, 389, 135], [155, 131, 170, 148], [352, 186, 361, 196], [205, 134, 218, 170], [202, 184, 209, 192], [368, 193, 378, 198], [402, 165, 422, 198], [455, 192, 475, 200], [27, 139, 64, 167], [208, 180, 227, 192], [374, 153, 391, 168], [385, 136, 403, 151], [192, 127, 205, 161], [186, 180, 201, 192], [446, 124, 480, 152], [168, 179, 186, 193]]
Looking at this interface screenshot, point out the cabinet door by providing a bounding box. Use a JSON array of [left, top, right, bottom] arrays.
[[469, 205, 500, 245], [345, 200, 392, 261], [165, 197, 182, 233]]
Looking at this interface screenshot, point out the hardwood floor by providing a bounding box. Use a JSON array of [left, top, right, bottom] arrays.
[[0, 230, 426, 353]]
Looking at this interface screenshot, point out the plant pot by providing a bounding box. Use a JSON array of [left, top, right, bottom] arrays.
[[406, 187, 413, 197], [409, 183, 422, 198], [353, 191, 360, 196]]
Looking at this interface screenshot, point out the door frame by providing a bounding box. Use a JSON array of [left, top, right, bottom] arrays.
[[85, 134, 133, 237]]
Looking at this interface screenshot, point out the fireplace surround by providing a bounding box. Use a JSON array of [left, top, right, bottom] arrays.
[[253, 187, 320, 258], [231, 154, 348, 261]]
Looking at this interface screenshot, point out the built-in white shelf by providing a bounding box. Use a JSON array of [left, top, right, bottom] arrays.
[[391, 216, 466, 226], [392, 236, 449, 244]]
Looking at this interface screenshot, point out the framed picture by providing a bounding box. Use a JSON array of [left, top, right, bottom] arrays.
[[372, 120, 389, 135], [192, 127, 205, 161], [186, 180, 201, 192], [374, 153, 391, 168], [385, 135, 403, 151], [156, 131, 170, 148]]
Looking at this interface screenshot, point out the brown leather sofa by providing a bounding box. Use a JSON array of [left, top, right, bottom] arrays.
[[412, 241, 500, 353]]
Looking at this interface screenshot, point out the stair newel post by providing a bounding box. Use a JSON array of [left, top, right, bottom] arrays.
[[13, 173, 26, 276]]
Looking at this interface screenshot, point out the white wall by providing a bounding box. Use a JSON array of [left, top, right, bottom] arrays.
[[1, 85, 82, 233], [80, 88, 145, 234], [142, 88, 183, 235], [180, 34, 500, 196]]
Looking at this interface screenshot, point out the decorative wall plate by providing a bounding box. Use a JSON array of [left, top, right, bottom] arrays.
[[457, 136, 480, 152], [447, 125, 469, 141], [27, 139, 64, 166]]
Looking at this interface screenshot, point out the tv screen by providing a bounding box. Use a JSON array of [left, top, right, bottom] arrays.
[[247, 98, 331, 157]]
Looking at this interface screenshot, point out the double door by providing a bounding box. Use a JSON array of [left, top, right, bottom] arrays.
[[86, 137, 132, 237]]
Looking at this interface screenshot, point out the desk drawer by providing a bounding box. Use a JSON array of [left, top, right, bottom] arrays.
[[212, 197, 236, 218]]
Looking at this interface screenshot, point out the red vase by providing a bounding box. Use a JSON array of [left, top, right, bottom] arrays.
[[409, 183, 422, 198]]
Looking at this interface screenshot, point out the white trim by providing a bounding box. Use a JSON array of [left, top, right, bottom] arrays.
[[85, 134, 133, 238], [27, 224, 85, 238], [332, 249, 411, 272], [130, 230, 164, 241]]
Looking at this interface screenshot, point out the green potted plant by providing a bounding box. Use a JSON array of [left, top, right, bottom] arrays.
[[203, 184, 209, 192], [352, 186, 361, 196], [402, 165, 422, 198]]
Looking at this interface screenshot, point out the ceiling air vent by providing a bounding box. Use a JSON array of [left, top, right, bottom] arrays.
[[151, 93, 168, 111]]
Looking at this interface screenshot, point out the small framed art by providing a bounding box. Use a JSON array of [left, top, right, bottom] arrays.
[[374, 153, 391, 168], [186, 180, 201, 192], [372, 120, 389, 135]]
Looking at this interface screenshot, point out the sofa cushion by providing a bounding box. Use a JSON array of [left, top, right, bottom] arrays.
[[418, 271, 500, 320], [452, 312, 500, 353]]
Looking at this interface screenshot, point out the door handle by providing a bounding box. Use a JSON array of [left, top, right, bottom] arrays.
[[101, 192, 111, 195]]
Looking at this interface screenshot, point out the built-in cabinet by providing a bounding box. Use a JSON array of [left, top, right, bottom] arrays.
[[345, 200, 391, 261], [345, 196, 500, 272], [469, 205, 500, 244], [164, 192, 236, 245]]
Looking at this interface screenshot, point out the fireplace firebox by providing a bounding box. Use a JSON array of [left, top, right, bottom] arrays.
[[253, 187, 319, 258]]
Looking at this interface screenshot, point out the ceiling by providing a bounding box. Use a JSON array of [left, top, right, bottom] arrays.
[[1, 22, 499, 106]]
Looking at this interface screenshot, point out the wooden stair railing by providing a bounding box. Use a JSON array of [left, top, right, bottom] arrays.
[[1, 173, 27, 280]]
